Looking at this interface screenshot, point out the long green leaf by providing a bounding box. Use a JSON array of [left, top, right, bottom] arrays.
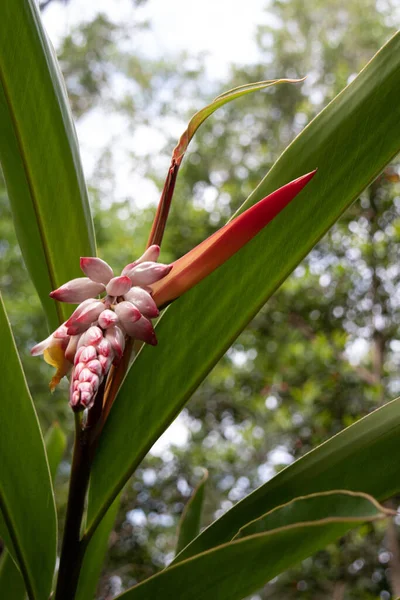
[[75, 495, 120, 600], [0, 422, 67, 600], [115, 492, 390, 600], [87, 32, 400, 535], [176, 397, 400, 561], [175, 470, 208, 555], [0, 551, 26, 600], [0, 0, 95, 330], [173, 79, 303, 161], [0, 295, 57, 600]]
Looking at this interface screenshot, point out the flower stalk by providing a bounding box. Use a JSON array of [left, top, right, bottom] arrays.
[[53, 413, 92, 600]]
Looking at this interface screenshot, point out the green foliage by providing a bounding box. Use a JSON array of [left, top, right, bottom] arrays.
[[1, 0, 400, 598], [0, 0, 95, 329], [116, 493, 390, 600], [177, 396, 400, 561], [0, 295, 57, 600], [175, 470, 208, 555]]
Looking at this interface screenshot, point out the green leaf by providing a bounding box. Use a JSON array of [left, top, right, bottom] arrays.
[[75, 495, 120, 600], [115, 492, 391, 600], [0, 0, 95, 330], [0, 295, 57, 600], [87, 32, 400, 535], [173, 79, 303, 161], [0, 551, 26, 600], [44, 423, 67, 482], [176, 397, 400, 561], [0, 422, 67, 600], [175, 470, 208, 555], [233, 490, 392, 539]]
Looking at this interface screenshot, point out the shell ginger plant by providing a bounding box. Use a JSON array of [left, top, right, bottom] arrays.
[[1, 3, 400, 600]]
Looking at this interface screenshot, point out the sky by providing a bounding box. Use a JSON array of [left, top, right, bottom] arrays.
[[42, 0, 269, 207], [43, 0, 267, 78]]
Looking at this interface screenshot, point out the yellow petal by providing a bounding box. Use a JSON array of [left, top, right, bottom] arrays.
[[44, 343, 70, 392]]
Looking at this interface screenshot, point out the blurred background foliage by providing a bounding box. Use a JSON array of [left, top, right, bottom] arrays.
[[2, 0, 400, 598]]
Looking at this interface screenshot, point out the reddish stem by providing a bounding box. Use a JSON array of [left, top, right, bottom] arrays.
[[146, 158, 181, 248]]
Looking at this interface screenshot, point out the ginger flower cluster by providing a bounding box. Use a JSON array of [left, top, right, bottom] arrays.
[[31, 245, 171, 412]]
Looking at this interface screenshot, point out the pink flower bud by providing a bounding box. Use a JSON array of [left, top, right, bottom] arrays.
[[66, 301, 105, 335], [121, 315, 157, 345], [105, 325, 125, 360], [80, 391, 93, 407], [79, 381, 94, 394], [114, 301, 141, 329], [124, 262, 172, 286], [74, 346, 84, 364], [96, 337, 112, 357], [53, 324, 69, 339], [121, 245, 160, 276], [78, 367, 91, 381], [71, 391, 80, 408], [124, 287, 159, 318], [98, 309, 119, 329], [79, 368, 100, 391], [65, 298, 100, 327], [74, 362, 84, 378], [97, 354, 108, 374], [137, 244, 161, 264], [65, 334, 81, 363], [79, 346, 98, 363], [86, 359, 102, 376], [81, 326, 103, 347], [80, 257, 114, 285], [50, 278, 105, 303], [106, 275, 132, 297]]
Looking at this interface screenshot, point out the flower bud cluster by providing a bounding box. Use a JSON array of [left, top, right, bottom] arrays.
[[31, 245, 171, 412]]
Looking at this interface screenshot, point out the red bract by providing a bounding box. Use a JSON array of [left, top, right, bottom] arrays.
[[151, 171, 316, 308]]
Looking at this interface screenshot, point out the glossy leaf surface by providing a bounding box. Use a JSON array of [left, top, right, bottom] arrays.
[[0, 552, 25, 600], [75, 496, 120, 600], [0, 422, 67, 599], [116, 492, 390, 600], [0, 295, 57, 600], [0, 0, 95, 330]]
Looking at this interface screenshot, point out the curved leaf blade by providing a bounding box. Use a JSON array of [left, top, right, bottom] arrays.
[[75, 495, 120, 600], [176, 470, 208, 555], [173, 78, 304, 161], [0, 551, 25, 600], [0, 0, 95, 330], [177, 397, 400, 560], [233, 490, 393, 539], [87, 32, 400, 535], [0, 295, 57, 600], [116, 492, 390, 600], [0, 423, 67, 600]]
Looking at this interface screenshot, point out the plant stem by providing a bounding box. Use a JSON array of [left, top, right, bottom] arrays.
[[146, 158, 180, 248], [54, 413, 91, 600]]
